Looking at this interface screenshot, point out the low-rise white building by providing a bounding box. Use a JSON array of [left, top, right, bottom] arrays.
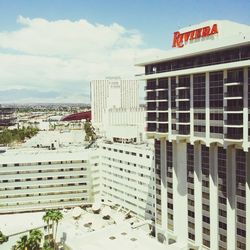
[[0, 148, 92, 213], [97, 141, 155, 221]]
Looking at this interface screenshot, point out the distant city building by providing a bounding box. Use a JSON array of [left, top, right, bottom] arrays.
[[0, 105, 16, 128], [136, 20, 250, 249]]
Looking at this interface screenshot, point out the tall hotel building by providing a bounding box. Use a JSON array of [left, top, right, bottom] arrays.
[[90, 77, 139, 130], [136, 20, 250, 250]]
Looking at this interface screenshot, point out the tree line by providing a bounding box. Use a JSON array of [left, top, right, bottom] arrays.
[[0, 127, 39, 145]]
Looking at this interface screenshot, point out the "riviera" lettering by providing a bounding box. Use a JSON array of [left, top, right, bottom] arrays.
[[172, 24, 218, 48]]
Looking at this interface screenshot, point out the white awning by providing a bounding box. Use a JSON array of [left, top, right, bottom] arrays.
[[101, 206, 111, 217], [72, 206, 82, 218]]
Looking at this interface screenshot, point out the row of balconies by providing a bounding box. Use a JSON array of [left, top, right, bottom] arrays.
[[147, 123, 168, 133], [0, 177, 87, 189], [1, 192, 86, 205], [147, 102, 168, 111], [0, 171, 87, 181], [0, 162, 87, 172], [147, 111, 245, 128], [147, 122, 245, 140], [1, 160, 87, 168], [145, 80, 168, 90], [0, 167, 86, 176], [0, 199, 88, 213], [147, 101, 245, 113], [0, 185, 88, 197], [146, 91, 168, 100]]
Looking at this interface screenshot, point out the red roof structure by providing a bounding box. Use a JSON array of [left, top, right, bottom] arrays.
[[61, 111, 91, 121]]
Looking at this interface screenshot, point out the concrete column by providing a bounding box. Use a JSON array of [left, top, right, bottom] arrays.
[[173, 141, 188, 245], [243, 67, 248, 151], [194, 142, 202, 247], [209, 144, 219, 250], [190, 74, 194, 140], [246, 151, 250, 250], [156, 78, 159, 132], [176, 76, 179, 133], [226, 146, 236, 250], [205, 72, 210, 144], [223, 70, 228, 138], [168, 77, 172, 137], [160, 139, 168, 233]]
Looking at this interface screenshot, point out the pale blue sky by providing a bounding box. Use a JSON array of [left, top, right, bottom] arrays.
[[0, 0, 249, 49], [0, 0, 249, 103]]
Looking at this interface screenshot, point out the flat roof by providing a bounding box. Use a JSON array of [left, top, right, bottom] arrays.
[[0, 130, 91, 164], [23, 130, 86, 148], [0, 208, 180, 250], [0, 147, 89, 164]]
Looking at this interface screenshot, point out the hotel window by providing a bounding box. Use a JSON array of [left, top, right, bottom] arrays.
[[145, 45, 250, 75], [158, 78, 168, 89]]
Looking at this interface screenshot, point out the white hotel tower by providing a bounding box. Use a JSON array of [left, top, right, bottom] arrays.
[[136, 20, 250, 250], [90, 77, 140, 132], [91, 77, 155, 221]]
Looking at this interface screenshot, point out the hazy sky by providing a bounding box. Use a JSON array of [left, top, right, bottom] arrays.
[[0, 0, 249, 103]]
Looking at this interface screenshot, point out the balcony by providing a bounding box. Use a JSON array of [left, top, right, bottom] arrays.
[[178, 106, 190, 111], [224, 106, 243, 113], [146, 92, 156, 101], [146, 113, 156, 122], [224, 119, 243, 127], [210, 133, 223, 139], [177, 115, 190, 123], [176, 93, 190, 102], [194, 131, 206, 137], [158, 124, 168, 133], [175, 98, 190, 102], [158, 114, 168, 122], [224, 92, 243, 100], [145, 84, 156, 91], [224, 82, 242, 86], [177, 125, 190, 135], [176, 121, 190, 125], [158, 91, 168, 100], [158, 103, 168, 111], [176, 86, 189, 90], [224, 133, 243, 140], [147, 123, 156, 132], [147, 103, 157, 111], [194, 120, 206, 126], [158, 79, 168, 89]]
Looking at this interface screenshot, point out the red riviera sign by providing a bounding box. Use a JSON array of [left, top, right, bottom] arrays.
[[172, 24, 218, 48]]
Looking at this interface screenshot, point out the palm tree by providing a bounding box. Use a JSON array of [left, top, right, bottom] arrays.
[[43, 212, 51, 237], [52, 210, 63, 243], [28, 229, 43, 250], [42, 240, 53, 250], [14, 235, 28, 250], [0, 231, 8, 245]]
